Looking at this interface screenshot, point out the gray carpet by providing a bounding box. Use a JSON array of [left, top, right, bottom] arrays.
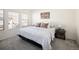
[[0, 35, 79, 50], [53, 38, 79, 50], [0, 36, 42, 50]]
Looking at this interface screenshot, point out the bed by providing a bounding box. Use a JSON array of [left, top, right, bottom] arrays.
[[18, 26, 55, 50]]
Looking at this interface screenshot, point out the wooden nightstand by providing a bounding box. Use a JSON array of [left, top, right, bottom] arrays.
[[55, 28, 66, 40]]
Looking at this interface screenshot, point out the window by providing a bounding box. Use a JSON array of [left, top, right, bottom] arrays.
[[0, 10, 3, 31], [8, 12, 19, 29], [21, 13, 28, 27]]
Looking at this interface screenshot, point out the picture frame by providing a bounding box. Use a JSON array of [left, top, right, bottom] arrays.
[[40, 12, 50, 19]]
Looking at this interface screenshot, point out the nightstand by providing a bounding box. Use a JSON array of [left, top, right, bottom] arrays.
[[55, 28, 66, 40]]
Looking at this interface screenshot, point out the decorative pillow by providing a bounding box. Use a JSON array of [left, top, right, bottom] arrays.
[[36, 23, 41, 27], [40, 23, 48, 28]]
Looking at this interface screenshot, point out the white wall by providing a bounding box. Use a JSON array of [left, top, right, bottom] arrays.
[[76, 10, 79, 44], [0, 9, 32, 40], [32, 9, 77, 40]]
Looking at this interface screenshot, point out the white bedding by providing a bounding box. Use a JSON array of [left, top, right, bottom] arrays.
[[18, 26, 55, 50]]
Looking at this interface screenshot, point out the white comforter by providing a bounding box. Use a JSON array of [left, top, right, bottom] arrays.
[[18, 26, 55, 50]]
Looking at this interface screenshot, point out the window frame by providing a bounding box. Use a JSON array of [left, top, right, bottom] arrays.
[[20, 13, 28, 27], [7, 11, 19, 29], [0, 10, 4, 31]]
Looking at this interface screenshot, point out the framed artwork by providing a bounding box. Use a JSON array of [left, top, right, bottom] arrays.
[[40, 12, 50, 19]]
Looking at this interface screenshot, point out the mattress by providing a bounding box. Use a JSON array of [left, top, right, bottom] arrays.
[[18, 26, 55, 50]]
